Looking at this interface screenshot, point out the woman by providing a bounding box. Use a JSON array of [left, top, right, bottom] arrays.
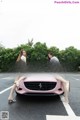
[[55, 75, 70, 103], [16, 49, 27, 63], [8, 75, 27, 103], [15, 49, 27, 72], [8, 75, 69, 103]]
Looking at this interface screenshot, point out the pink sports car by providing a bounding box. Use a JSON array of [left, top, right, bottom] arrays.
[[15, 74, 64, 96]]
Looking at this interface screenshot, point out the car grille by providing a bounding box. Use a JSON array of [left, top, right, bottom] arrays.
[[24, 82, 57, 91]]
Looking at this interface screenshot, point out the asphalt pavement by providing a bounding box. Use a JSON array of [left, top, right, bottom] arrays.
[[0, 73, 80, 120]]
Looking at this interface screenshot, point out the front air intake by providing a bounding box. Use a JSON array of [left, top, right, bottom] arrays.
[[24, 82, 57, 91]]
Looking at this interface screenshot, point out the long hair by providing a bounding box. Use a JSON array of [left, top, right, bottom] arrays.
[[16, 49, 27, 62]]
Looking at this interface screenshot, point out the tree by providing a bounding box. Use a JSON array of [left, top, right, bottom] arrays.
[[27, 38, 33, 46], [48, 46, 59, 57], [0, 43, 5, 51], [30, 42, 48, 61]]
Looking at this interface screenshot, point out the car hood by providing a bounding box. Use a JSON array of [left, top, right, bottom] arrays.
[[23, 74, 57, 82]]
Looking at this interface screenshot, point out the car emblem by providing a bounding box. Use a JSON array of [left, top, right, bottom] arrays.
[[39, 83, 42, 89]]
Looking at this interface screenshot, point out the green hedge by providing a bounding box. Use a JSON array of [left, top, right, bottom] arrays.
[[0, 42, 80, 72]]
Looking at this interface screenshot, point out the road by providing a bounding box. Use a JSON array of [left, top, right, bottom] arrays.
[[0, 73, 80, 120]]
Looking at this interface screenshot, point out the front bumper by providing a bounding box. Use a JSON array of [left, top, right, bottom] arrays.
[[15, 80, 64, 96], [16, 92, 63, 96]]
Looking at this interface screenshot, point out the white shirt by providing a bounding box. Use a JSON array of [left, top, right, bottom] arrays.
[[21, 55, 26, 63], [50, 56, 59, 63]]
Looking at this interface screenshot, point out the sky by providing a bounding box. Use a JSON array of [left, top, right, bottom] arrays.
[[0, 0, 80, 50]]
